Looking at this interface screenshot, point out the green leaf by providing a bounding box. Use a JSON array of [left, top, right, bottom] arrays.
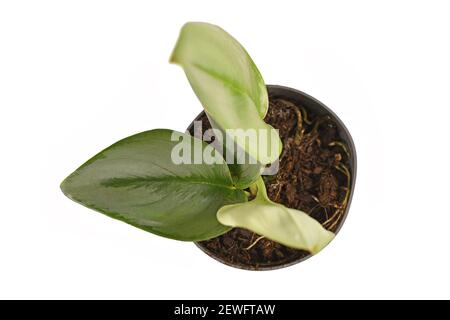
[[61, 129, 247, 241], [217, 178, 334, 254], [205, 116, 264, 189], [170, 22, 282, 170], [227, 162, 263, 190]]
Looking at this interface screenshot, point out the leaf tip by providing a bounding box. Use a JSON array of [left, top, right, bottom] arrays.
[[60, 175, 72, 199], [309, 231, 335, 255], [169, 21, 199, 65], [169, 47, 179, 65]]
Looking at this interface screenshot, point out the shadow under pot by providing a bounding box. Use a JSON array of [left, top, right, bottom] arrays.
[[187, 85, 357, 270]]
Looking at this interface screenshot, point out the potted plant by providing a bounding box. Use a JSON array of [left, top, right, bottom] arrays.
[[61, 22, 356, 270]]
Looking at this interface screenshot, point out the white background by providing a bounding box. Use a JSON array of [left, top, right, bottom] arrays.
[[1, 0, 449, 299]]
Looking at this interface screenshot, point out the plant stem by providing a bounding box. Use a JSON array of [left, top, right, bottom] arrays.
[[249, 183, 258, 198]]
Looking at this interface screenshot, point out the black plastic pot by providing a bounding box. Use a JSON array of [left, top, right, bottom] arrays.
[[188, 85, 357, 270]]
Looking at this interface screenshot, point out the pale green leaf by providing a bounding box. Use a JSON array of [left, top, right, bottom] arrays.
[[217, 177, 334, 254], [170, 22, 282, 170]]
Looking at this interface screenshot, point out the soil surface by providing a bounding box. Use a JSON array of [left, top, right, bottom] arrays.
[[191, 95, 352, 269]]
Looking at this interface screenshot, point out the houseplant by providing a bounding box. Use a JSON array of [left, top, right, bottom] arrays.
[[61, 22, 356, 270], [191, 85, 356, 269]]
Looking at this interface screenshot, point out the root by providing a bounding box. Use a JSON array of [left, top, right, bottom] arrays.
[[270, 182, 283, 202], [327, 214, 341, 231], [245, 235, 265, 250], [329, 141, 351, 159], [299, 106, 312, 125], [323, 208, 343, 230], [323, 163, 351, 231], [225, 243, 236, 251], [279, 99, 303, 144], [308, 204, 321, 215], [334, 163, 351, 209], [293, 107, 304, 144], [310, 115, 332, 134]]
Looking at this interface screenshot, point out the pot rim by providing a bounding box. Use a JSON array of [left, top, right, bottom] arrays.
[[190, 84, 357, 271]]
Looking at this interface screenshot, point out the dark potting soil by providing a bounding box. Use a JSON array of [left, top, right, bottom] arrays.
[[190, 95, 352, 269]]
